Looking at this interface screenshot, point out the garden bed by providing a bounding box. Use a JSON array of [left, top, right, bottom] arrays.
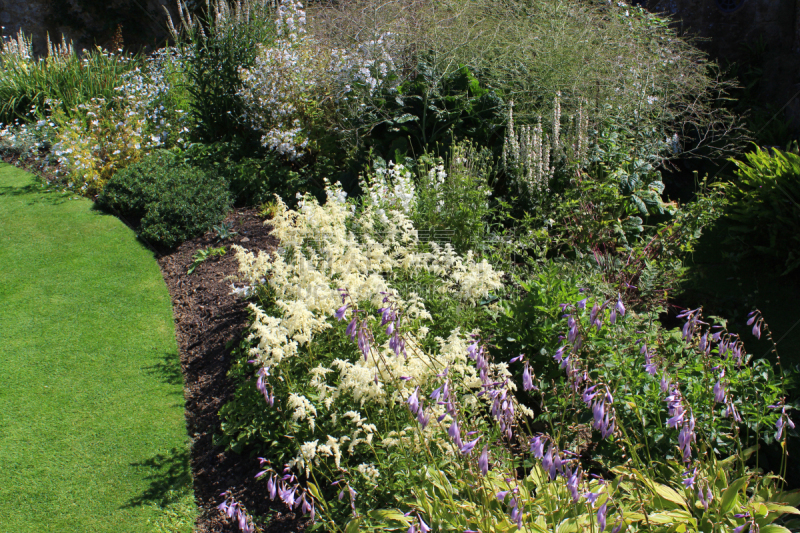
[[157, 208, 304, 532]]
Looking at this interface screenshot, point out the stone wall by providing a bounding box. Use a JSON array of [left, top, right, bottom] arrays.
[[646, 0, 800, 130], [0, 0, 174, 54]]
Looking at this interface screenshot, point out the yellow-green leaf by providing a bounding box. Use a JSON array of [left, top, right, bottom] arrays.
[[306, 482, 323, 503], [765, 504, 800, 516], [722, 477, 750, 514], [654, 484, 689, 509], [367, 510, 412, 525], [345, 517, 361, 533], [759, 526, 791, 533]]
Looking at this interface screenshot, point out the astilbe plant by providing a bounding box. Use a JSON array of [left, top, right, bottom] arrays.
[[225, 178, 506, 528]]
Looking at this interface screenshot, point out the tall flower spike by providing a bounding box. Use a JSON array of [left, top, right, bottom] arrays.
[[478, 445, 489, 475]]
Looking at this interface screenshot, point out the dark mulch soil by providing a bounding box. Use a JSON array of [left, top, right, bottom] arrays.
[[157, 208, 307, 533]]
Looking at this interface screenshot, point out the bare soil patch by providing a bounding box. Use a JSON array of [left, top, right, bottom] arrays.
[[157, 208, 306, 533]]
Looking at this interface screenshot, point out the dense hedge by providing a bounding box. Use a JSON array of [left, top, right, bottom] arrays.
[[96, 151, 231, 248]]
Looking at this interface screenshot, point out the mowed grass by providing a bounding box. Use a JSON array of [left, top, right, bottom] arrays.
[[0, 164, 195, 532]]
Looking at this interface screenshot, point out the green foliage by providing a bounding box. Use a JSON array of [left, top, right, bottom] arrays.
[[0, 32, 136, 124], [495, 266, 784, 465], [383, 454, 800, 533], [178, 0, 277, 143], [182, 140, 336, 206], [188, 246, 226, 274], [351, 60, 505, 159], [726, 144, 800, 274], [96, 151, 231, 248], [411, 142, 495, 254]]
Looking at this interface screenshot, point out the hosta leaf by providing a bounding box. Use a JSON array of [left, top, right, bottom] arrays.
[[721, 476, 750, 514], [765, 504, 800, 515], [653, 484, 688, 509], [367, 510, 412, 525], [758, 526, 791, 533], [344, 517, 361, 533]]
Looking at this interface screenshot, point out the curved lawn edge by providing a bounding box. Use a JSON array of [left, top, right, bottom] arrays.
[[0, 164, 196, 532]]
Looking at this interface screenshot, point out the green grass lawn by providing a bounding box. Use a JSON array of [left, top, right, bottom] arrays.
[[0, 164, 195, 532]]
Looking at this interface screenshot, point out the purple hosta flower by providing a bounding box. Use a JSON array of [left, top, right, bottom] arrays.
[[530, 435, 546, 459], [660, 374, 671, 394], [267, 473, 277, 499], [643, 349, 658, 376], [479, 445, 490, 475], [566, 466, 582, 502], [677, 416, 696, 463], [448, 419, 464, 448], [542, 444, 564, 480], [577, 297, 588, 309], [509, 353, 525, 364], [590, 303, 600, 323], [713, 380, 725, 403], [219, 491, 255, 533], [508, 496, 524, 529], [747, 310, 762, 339], [616, 294, 626, 317], [583, 482, 604, 507], [279, 483, 296, 507], [586, 386, 616, 439], [734, 522, 751, 533], [723, 400, 742, 422], [378, 305, 395, 326], [389, 327, 405, 357], [682, 467, 697, 489], [256, 367, 275, 406], [699, 332, 712, 355], [489, 387, 515, 439], [609, 307, 617, 325], [460, 436, 481, 455], [597, 501, 608, 531], [417, 407, 430, 429], [334, 303, 349, 321], [677, 307, 704, 341], [698, 482, 713, 511], [496, 490, 510, 502], [665, 387, 686, 428], [567, 316, 580, 344], [418, 515, 431, 533], [338, 288, 349, 303], [522, 363, 535, 391], [776, 405, 796, 440], [357, 319, 374, 361], [407, 387, 420, 415], [553, 345, 566, 366], [345, 315, 358, 339], [582, 385, 597, 405]]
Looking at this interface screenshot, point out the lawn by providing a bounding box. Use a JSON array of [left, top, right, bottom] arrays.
[[0, 164, 195, 532]]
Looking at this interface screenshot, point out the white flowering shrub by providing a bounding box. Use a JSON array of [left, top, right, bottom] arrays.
[[237, 0, 399, 159], [223, 178, 511, 525]]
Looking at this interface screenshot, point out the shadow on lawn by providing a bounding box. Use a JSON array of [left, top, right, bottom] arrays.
[[144, 351, 186, 391], [0, 182, 70, 206], [125, 446, 193, 509]]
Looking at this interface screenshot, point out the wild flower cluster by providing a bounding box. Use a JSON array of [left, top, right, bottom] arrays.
[[237, 0, 398, 159]]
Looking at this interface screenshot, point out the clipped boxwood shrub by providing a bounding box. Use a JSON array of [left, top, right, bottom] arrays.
[[97, 151, 231, 248]]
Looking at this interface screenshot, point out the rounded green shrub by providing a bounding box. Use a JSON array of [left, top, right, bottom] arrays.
[[97, 151, 231, 248]]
